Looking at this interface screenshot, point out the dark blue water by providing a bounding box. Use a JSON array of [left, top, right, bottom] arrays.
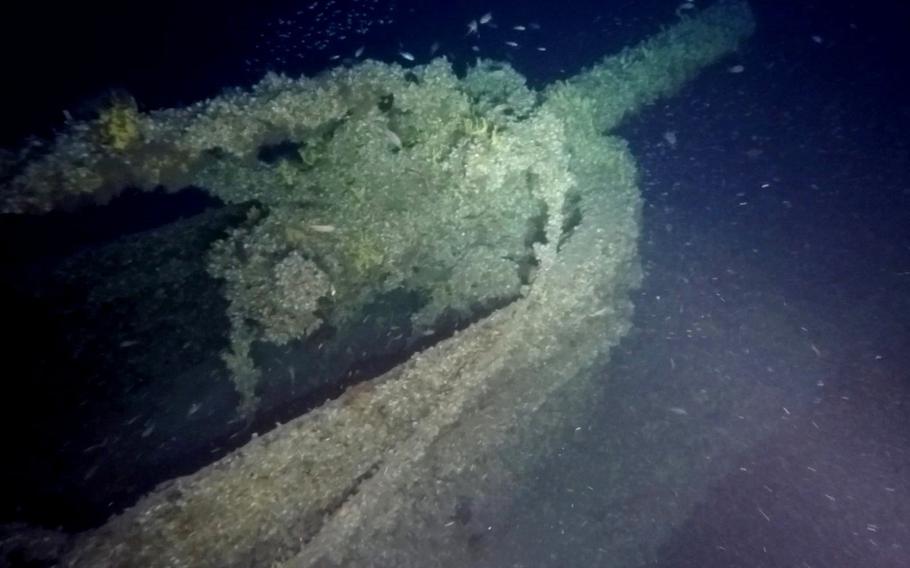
[[478, 1, 910, 566]]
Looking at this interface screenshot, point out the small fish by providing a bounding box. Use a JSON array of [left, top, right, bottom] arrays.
[[811, 35, 823, 44], [728, 64, 745, 73], [429, 41, 440, 55], [399, 50, 415, 61], [309, 224, 336, 233], [355, 45, 364, 57], [466, 20, 478, 35], [675, 2, 696, 18], [385, 128, 402, 150], [505, 41, 519, 47], [82, 438, 109, 453], [668, 407, 689, 416], [83, 464, 99, 481], [513, 25, 526, 31], [187, 402, 202, 417], [480, 12, 493, 25], [536, 46, 547, 52]]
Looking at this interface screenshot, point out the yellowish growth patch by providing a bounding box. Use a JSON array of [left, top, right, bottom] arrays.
[[96, 93, 141, 151]]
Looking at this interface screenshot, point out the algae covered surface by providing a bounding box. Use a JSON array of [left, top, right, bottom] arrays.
[[0, 1, 754, 566]]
